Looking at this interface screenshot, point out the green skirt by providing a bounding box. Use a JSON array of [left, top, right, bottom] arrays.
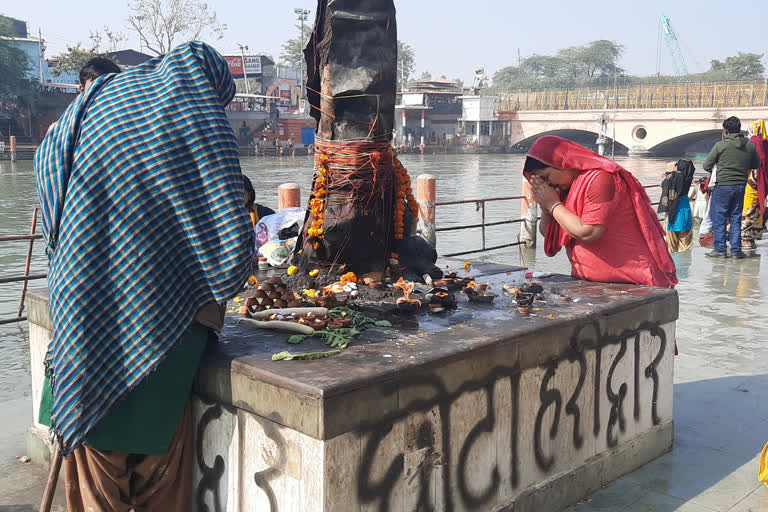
[[39, 323, 209, 455]]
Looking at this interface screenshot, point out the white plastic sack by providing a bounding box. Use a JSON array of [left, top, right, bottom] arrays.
[[258, 238, 297, 267], [254, 207, 305, 250]]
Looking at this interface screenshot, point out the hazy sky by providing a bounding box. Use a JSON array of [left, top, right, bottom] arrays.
[[6, 1, 767, 82]]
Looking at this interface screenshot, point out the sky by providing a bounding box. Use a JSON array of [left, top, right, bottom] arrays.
[[5, 0, 767, 83]]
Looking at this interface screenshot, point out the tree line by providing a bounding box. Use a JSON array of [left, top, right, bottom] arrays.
[[492, 40, 765, 91]]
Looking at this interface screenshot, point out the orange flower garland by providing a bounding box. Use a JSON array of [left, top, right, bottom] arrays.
[[308, 153, 330, 247], [393, 157, 418, 240]]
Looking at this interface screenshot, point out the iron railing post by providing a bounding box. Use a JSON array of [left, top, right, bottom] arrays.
[[17, 208, 39, 317], [480, 200, 486, 251]]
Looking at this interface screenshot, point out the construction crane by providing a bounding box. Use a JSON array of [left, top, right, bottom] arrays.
[[657, 15, 689, 79]]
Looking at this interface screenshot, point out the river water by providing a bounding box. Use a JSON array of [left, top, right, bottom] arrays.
[[1, 153, 766, 406]]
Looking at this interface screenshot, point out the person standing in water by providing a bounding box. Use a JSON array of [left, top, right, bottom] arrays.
[[702, 116, 761, 258], [658, 160, 695, 253]]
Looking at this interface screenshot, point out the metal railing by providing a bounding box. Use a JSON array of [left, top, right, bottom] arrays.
[[496, 80, 768, 112], [0, 185, 668, 324], [435, 184, 665, 258], [0, 209, 47, 326], [436, 195, 526, 258]]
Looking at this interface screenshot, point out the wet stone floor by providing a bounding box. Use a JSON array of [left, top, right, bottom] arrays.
[[564, 236, 768, 511], [2, 236, 768, 511]]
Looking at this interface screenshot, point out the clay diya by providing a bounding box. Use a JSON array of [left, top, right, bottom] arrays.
[[425, 287, 458, 313], [463, 281, 496, 303], [514, 291, 534, 316]]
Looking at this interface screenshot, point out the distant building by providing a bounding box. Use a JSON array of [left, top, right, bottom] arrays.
[[222, 54, 313, 146], [395, 78, 463, 147], [45, 59, 79, 87], [458, 95, 510, 148], [1, 17, 47, 83], [107, 49, 152, 68]]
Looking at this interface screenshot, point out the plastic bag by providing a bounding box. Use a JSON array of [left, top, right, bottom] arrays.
[[258, 238, 297, 267], [759, 442, 768, 488], [254, 207, 305, 250]]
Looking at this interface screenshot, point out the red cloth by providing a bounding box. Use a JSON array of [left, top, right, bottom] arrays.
[[524, 136, 677, 288], [749, 135, 768, 217]]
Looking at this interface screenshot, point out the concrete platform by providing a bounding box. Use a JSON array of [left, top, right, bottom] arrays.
[[24, 261, 678, 511]]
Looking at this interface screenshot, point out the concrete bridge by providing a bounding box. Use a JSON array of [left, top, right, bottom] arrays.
[[496, 81, 768, 156]]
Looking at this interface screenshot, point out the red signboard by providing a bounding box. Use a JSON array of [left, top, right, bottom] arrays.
[[280, 89, 291, 100], [225, 56, 244, 77], [224, 55, 262, 78]]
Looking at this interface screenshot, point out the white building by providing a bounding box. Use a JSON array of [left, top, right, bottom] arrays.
[[458, 95, 510, 147]]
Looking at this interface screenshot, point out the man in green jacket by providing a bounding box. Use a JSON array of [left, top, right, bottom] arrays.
[[702, 116, 761, 258]]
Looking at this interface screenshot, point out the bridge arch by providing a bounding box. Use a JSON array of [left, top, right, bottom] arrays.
[[648, 130, 723, 158], [510, 129, 629, 155]]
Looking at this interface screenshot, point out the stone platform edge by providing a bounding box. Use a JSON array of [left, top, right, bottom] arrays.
[[496, 421, 674, 512], [25, 287, 679, 442], [195, 290, 678, 440]]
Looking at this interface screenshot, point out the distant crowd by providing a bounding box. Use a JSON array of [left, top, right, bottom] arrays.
[[658, 115, 767, 259]]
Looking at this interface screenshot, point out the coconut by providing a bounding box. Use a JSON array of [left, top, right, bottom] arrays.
[[268, 291, 281, 300], [280, 292, 295, 301], [266, 277, 283, 286], [252, 289, 267, 298], [260, 297, 274, 307], [287, 300, 302, 308], [274, 300, 288, 309], [260, 283, 274, 292], [254, 304, 267, 312]]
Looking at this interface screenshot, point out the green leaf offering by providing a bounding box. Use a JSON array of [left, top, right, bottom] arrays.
[[274, 307, 393, 360], [287, 334, 309, 344], [271, 349, 342, 361]]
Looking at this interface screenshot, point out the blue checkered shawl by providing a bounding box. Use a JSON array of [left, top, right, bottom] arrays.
[[34, 41, 253, 455]]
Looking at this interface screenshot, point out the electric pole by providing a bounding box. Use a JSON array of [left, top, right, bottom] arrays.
[[294, 8, 310, 101], [38, 28, 45, 84], [237, 43, 250, 94]]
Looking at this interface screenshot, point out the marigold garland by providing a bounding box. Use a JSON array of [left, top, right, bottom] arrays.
[[307, 152, 330, 243], [393, 157, 418, 240]]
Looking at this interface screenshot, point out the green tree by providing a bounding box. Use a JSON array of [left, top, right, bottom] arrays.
[[279, 24, 306, 69], [709, 52, 764, 79], [493, 65, 534, 89], [570, 40, 624, 78], [0, 15, 32, 97], [397, 40, 415, 91], [419, 70, 432, 80], [492, 40, 624, 90], [50, 29, 122, 77]]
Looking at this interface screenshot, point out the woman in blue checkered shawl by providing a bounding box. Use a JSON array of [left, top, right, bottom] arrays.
[[34, 41, 252, 508]]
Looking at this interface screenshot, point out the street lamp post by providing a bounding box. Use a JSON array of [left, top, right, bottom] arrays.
[[294, 7, 310, 103], [237, 43, 250, 95]]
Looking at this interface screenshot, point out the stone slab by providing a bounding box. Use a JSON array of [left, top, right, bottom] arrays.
[[27, 263, 679, 442]]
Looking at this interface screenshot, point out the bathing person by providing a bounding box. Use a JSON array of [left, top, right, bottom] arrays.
[[524, 135, 677, 288], [658, 160, 695, 253], [34, 42, 253, 511], [690, 176, 708, 221], [742, 123, 768, 249]]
